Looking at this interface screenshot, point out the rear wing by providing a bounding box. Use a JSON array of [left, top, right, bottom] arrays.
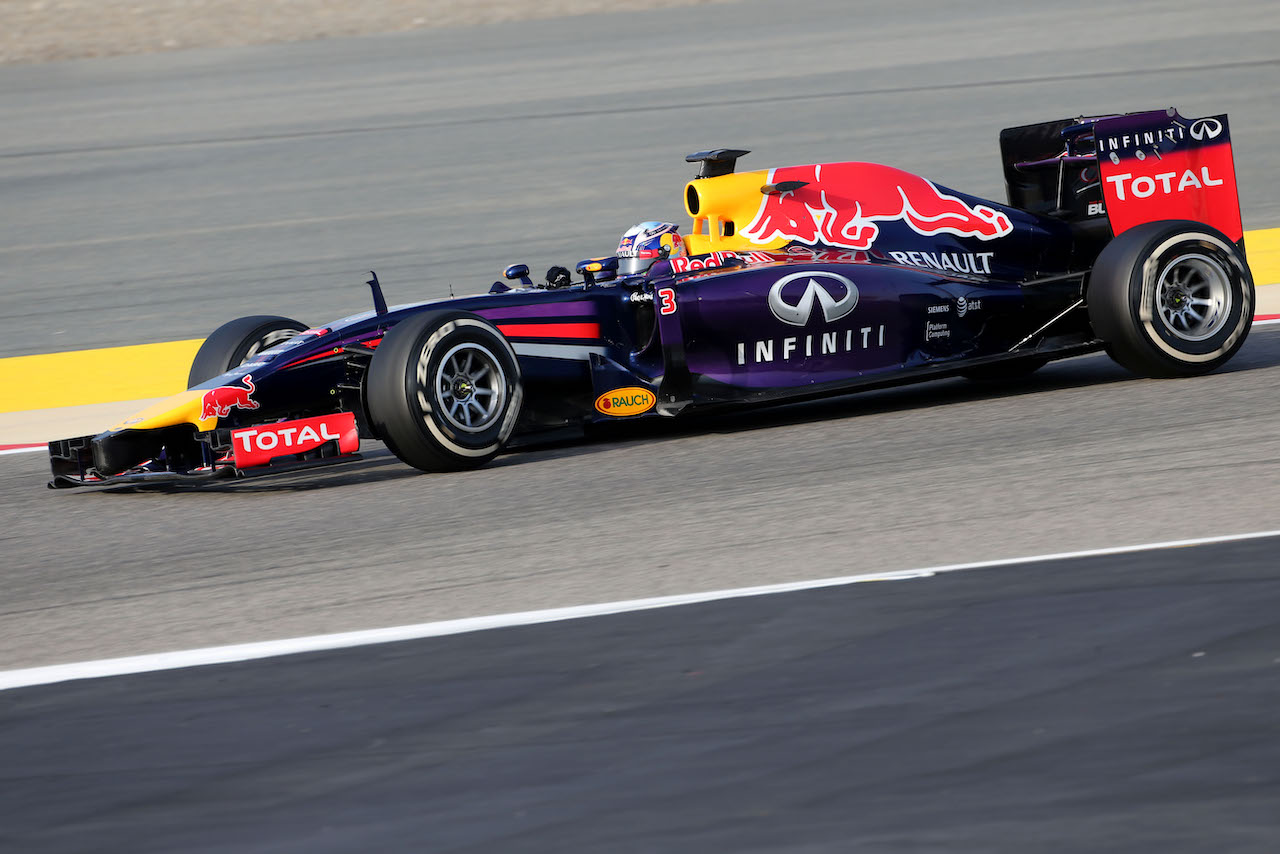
[[999, 109, 1243, 249]]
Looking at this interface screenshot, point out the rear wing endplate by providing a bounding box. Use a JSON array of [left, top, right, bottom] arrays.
[[1093, 109, 1243, 244]]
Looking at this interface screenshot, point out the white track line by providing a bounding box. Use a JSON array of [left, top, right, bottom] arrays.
[[2, 528, 1278, 692]]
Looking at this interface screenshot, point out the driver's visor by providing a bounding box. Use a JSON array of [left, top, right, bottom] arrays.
[[618, 255, 655, 276]]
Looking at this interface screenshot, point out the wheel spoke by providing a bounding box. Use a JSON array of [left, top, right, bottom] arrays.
[[431, 343, 507, 432], [1155, 253, 1236, 342]]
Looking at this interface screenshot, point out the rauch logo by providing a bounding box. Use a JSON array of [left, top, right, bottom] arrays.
[[595, 387, 656, 417]]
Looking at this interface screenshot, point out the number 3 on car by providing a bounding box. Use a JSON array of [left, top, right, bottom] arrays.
[[657, 287, 677, 316]]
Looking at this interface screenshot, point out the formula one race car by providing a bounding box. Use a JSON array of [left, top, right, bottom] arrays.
[[49, 108, 1254, 487]]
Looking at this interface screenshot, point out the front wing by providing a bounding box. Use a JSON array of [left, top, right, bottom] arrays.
[[48, 412, 360, 488]]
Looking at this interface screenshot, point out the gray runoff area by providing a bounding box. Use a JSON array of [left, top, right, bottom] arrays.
[[0, 0, 1278, 665], [3, 535, 1280, 852], [1, 0, 1280, 849]]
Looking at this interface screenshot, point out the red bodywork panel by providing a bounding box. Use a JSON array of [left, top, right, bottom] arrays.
[[1095, 111, 1243, 243], [230, 412, 359, 469]]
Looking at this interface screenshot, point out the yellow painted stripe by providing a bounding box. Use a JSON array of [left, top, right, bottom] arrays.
[[0, 339, 201, 413], [2, 226, 1279, 416], [1247, 227, 1280, 291]]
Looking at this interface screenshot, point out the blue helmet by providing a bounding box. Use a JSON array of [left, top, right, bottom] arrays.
[[616, 221, 686, 276]]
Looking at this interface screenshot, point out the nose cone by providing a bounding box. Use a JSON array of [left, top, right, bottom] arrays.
[[107, 389, 212, 433]]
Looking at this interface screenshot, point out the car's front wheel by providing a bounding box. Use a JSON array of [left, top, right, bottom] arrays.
[[366, 310, 523, 472], [188, 315, 309, 386], [1087, 220, 1253, 377]]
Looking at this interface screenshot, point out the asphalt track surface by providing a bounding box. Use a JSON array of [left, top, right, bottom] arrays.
[[4, 0, 1280, 849], [4, 535, 1280, 853], [4, 322, 1280, 671]]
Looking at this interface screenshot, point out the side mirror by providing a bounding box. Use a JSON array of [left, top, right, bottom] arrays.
[[503, 264, 533, 286], [575, 256, 619, 287]]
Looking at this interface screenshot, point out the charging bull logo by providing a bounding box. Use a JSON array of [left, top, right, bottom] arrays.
[[200, 374, 259, 421], [742, 163, 1013, 250]]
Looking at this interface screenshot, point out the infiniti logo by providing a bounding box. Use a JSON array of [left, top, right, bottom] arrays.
[[1189, 118, 1223, 141], [768, 272, 859, 326]]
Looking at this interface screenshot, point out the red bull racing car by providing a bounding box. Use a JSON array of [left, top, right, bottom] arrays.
[[49, 108, 1254, 487]]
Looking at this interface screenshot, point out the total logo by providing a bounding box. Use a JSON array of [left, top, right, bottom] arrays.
[[769, 272, 858, 326], [229, 412, 359, 468], [1104, 167, 1224, 200], [595, 387, 656, 417]]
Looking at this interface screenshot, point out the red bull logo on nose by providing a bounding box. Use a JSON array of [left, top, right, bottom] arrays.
[[741, 163, 1014, 250], [200, 374, 259, 422]]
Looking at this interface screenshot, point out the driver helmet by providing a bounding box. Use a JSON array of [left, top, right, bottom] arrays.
[[616, 221, 686, 276]]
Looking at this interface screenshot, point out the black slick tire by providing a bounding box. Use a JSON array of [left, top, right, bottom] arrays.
[[188, 315, 308, 386], [366, 310, 523, 472], [1086, 220, 1253, 378]]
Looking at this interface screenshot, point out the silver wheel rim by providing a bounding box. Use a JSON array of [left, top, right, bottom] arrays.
[[1154, 253, 1232, 342], [242, 327, 301, 362], [430, 342, 505, 433]]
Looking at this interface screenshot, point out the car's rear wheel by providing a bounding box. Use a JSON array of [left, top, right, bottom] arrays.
[[1086, 221, 1253, 377], [366, 310, 523, 472], [188, 315, 308, 386]]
